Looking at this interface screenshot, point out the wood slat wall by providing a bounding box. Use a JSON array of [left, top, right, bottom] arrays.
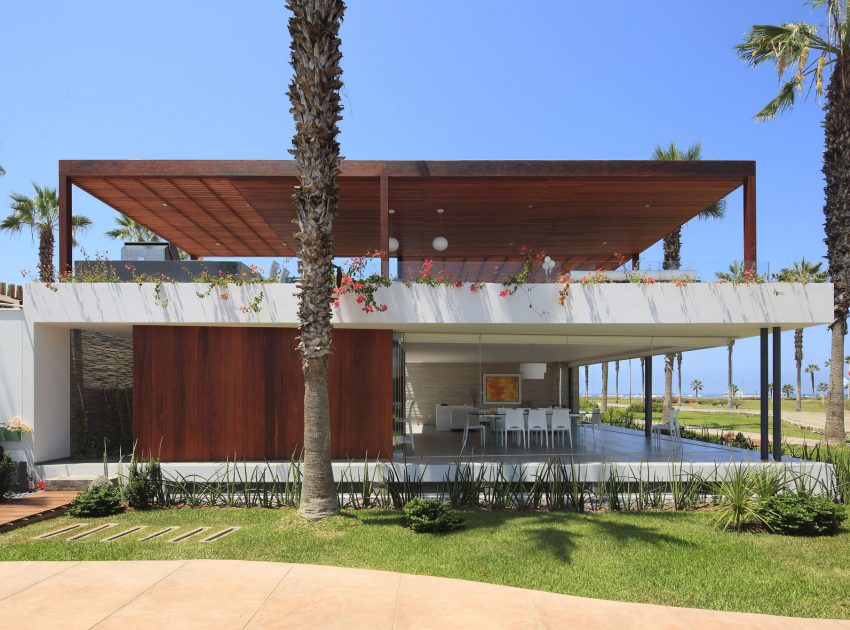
[[133, 326, 393, 461]]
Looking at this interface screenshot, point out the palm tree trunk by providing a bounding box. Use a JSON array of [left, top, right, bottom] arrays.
[[662, 228, 682, 271], [811, 372, 816, 398], [614, 360, 619, 402], [38, 225, 54, 282], [727, 340, 734, 409], [287, 0, 344, 519], [676, 352, 682, 405], [794, 329, 803, 412], [662, 353, 674, 421], [601, 362, 608, 412], [823, 54, 850, 446]]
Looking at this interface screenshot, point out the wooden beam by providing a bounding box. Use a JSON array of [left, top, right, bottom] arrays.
[[380, 174, 389, 277], [58, 175, 73, 277], [743, 174, 757, 270], [59, 159, 756, 181]]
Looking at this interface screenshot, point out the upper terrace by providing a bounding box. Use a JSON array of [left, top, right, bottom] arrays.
[[56, 159, 758, 279]]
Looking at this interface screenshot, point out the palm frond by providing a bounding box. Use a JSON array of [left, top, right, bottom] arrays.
[[0, 164, 5, 177], [698, 198, 727, 220], [735, 23, 835, 68], [754, 79, 799, 121], [105, 214, 162, 242]]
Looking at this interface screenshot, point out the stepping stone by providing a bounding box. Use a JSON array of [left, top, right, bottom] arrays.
[[200, 527, 240, 543], [67, 524, 116, 541]]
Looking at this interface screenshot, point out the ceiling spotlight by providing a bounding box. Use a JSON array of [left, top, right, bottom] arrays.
[[644, 203, 651, 208], [388, 237, 399, 252], [528, 204, 535, 209], [161, 203, 169, 207], [388, 208, 396, 214], [602, 241, 607, 245], [436, 208, 444, 214], [432, 236, 448, 252], [215, 242, 222, 246]]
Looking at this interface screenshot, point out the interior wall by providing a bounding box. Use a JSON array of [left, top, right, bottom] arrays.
[[405, 361, 566, 424]]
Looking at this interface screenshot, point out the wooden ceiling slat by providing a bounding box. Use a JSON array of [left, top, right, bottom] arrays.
[[67, 160, 750, 259]]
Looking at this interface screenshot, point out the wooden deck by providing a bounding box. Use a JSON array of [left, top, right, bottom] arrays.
[[0, 492, 78, 530]]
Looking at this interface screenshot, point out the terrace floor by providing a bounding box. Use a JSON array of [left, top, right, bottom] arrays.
[[395, 423, 769, 464]]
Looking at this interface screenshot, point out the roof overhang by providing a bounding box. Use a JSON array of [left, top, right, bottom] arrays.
[[61, 159, 754, 265]]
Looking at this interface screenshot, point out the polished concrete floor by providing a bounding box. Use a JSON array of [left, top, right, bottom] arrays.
[[395, 423, 766, 464]]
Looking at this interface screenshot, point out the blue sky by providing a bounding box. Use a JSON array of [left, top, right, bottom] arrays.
[[0, 0, 844, 395]]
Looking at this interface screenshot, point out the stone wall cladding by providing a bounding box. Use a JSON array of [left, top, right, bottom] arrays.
[[69, 330, 133, 457]]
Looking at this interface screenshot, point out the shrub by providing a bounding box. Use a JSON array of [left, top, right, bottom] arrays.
[[0, 446, 15, 501], [123, 457, 164, 509], [626, 400, 662, 414], [403, 498, 465, 534], [68, 484, 123, 517], [760, 493, 847, 536]]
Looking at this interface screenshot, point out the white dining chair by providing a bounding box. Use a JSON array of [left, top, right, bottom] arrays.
[[461, 409, 486, 451], [651, 408, 681, 447], [527, 409, 549, 448], [588, 408, 602, 443], [503, 409, 525, 448], [403, 399, 416, 453], [550, 408, 572, 447]]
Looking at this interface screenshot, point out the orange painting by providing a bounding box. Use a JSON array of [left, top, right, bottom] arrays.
[[483, 374, 521, 404]]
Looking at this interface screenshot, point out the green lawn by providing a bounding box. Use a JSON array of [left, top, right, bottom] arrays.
[[2, 507, 849, 619], [678, 410, 824, 441]]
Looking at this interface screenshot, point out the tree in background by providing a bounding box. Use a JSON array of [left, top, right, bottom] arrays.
[[652, 141, 727, 422], [105, 214, 188, 260], [601, 362, 608, 412], [783, 383, 795, 399], [2, 183, 91, 282], [806, 363, 821, 398], [584, 365, 590, 400], [690, 379, 703, 398], [727, 340, 735, 408], [614, 360, 620, 402], [818, 381, 829, 400], [774, 259, 829, 412], [737, 2, 850, 445], [286, 0, 346, 519]]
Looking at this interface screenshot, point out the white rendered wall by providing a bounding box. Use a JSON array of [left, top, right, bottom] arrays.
[[24, 324, 70, 462], [0, 311, 24, 424]]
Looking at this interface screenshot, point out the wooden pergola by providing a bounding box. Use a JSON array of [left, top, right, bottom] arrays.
[[58, 160, 756, 277]]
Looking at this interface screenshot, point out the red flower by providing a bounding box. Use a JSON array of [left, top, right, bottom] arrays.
[[353, 282, 364, 290], [499, 289, 512, 298], [355, 295, 365, 304], [454, 280, 463, 288], [332, 299, 341, 308], [364, 305, 374, 313], [379, 304, 388, 312]]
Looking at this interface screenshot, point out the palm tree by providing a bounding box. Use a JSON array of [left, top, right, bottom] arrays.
[[287, 0, 345, 519], [106, 214, 162, 242], [783, 383, 795, 399], [774, 259, 829, 412], [614, 360, 620, 402], [601, 362, 608, 412], [584, 365, 590, 400], [639, 357, 645, 397], [652, 142, 727, 421], [818, 381, 829, 400], [0, 164, 5, 177], [715, 261, 767, 283], [736, 3, 849, 445], [805, 363, 821, 398], [727, 340, 735, 409], [676, 352, 683, 405], [2, 183, 92, 282], [690, 379, 703, 398]]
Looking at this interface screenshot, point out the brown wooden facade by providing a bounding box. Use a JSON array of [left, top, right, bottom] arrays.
[[133, 326, 393, 461]]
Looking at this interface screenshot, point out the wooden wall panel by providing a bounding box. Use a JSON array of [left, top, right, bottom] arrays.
[[133, 326, 392, 461]]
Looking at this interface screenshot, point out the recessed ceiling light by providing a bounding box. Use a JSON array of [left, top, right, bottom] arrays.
[[528, 204, 534, 209], [161, 203, 168, 207], [602, 241, 607, 245], [215, 242, 221, 246], [388, 208, 395, 214], [436, 208, 444, 214], [644, 203, 651, 208]]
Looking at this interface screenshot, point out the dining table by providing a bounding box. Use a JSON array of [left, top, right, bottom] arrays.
[[468, 409, 589, 444]]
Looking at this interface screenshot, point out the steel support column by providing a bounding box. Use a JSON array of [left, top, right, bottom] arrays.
[[644, 355, 653, 439], [760, 328, 769, 461], [773, 327, 782, 461]]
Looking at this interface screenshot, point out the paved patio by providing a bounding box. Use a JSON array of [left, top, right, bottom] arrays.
[[0, 560, 845, 629]]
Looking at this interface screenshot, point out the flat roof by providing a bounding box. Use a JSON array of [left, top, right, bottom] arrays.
[[61, 159, 754, 264]]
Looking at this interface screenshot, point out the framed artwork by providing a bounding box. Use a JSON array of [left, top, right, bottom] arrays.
[[482, 373, 522, 405]]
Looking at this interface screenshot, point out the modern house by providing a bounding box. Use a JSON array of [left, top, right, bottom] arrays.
[[0, 159, 835, 484]]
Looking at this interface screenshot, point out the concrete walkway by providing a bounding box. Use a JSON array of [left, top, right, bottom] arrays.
[[0, 560, 846, 629]]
